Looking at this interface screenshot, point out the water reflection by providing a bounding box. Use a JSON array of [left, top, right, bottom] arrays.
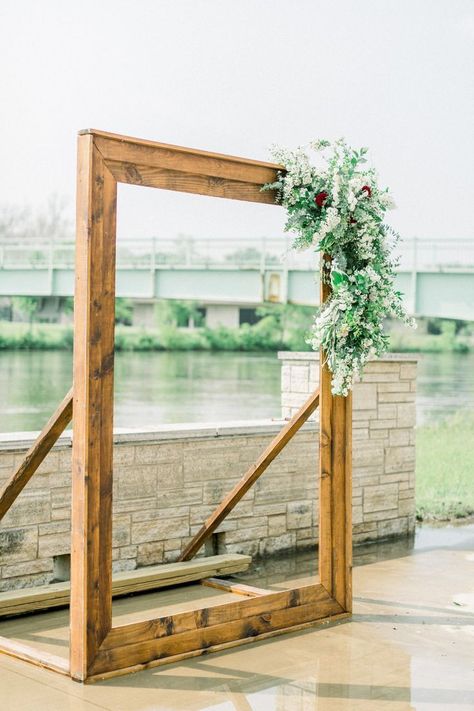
[[0, 350, 473, 432]]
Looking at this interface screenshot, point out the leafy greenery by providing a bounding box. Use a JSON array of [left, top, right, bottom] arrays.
[[266, 139, 415, 395], [416, 412, 474, 521], [0, 311, 471, 354], [389, 320, 471, 353], [11, 296, 41, 325]]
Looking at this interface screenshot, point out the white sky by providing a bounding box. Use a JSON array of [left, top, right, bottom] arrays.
[[0, 0, 473, 242]]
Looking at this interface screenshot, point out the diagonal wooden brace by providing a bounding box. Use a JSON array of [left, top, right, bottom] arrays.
[[0, 388, 73, 521], [179, 388, 320, 561]]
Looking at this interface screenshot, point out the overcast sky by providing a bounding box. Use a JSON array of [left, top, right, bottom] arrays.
[[0, 0, 473, 243]]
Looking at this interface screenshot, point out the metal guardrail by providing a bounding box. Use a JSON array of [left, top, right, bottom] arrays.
[[0, 238, 473, 272]]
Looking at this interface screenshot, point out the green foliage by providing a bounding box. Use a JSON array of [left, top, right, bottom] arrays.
[[0, 313, 471, 355], [12, 296, 41, 324], [155, 300, 205, 328], [0, 322, 73, 350], [115, 298, 133, 326], [416, 412, 474, 521], [266, 139, 416, 395]]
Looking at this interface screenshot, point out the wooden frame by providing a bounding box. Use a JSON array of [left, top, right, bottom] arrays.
[[0, 130, 352, 682]]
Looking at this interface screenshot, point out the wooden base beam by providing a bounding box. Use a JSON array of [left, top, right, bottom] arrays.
[[0, 636, 69, 676]]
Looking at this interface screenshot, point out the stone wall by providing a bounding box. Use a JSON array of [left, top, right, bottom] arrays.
[[280, 352, 417, 545], [0, 353, 417, 592]]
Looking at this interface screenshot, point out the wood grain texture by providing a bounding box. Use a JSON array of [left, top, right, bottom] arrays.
[[70, 134, 117, 681], [93, 584, 338, 674], [87, 612, 351, 682], [6, 130, 352, 683], [180, 388, 320, 561], [0, 636, 69, 675], [318, 254, 352, 609], [93, 598, 341, 675], [104, 160, 276, 203], [0, 389, 72, 521], [88, 129, 282, 184], [200, 578, 272, 597], [101, 583, 328, 651]]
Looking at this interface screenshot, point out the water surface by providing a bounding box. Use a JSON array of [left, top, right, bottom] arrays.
[[0, 350, 473, 432]]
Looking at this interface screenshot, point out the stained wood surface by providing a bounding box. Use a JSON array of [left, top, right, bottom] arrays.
[[318, 254, 352, 609], [106, 160, 276, 203], [0, 555, 251, 618], [70, 135, 117, 680], [84, 130, 281, 204], [45, 130, 352, 682], [89, 612, 351, 682], [93, 583, 339, 674], [200, 578, 272, 597], [85, 128, 282, 178], [0, 389, 72, 521], [179, 388, 320, 561], [0, 636, 70, 675]]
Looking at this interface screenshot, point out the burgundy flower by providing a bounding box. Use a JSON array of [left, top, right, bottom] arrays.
[[315, 191, 328, 208], [349, 217, 357, 225], [361, 185, 372, 198]]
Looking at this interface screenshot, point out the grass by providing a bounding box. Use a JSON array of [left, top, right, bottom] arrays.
[[416, 412, 474, 521]]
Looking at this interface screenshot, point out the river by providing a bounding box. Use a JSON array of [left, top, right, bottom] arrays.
[[0, 350, 473, 433]]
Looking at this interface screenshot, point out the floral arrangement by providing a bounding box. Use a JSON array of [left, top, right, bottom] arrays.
[[265, 139, 415, 396]]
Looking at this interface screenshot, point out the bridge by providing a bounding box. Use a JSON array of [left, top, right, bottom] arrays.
[[0, 238, 473, 322]]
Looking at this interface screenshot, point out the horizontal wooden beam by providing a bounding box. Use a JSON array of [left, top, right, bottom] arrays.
[[86, 129, 282, 185], [93, 583, 338, 675], [105, 160, 275, 203], [0, 554, 251, 618], [0, 636, 69, 676], [101, 582, 329, 652], [0, 388, 73, 521], [89, 611, 350, 682], [179, 389, 320, 561]]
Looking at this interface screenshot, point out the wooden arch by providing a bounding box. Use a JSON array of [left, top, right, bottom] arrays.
[[0, 130, 352, 682]]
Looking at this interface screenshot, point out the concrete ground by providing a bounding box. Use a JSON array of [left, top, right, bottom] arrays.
[[0, 523, 473, 711]]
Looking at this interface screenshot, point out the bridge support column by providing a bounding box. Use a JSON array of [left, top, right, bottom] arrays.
[[132, 301, 156, 328], [205, 304, 240, 328]]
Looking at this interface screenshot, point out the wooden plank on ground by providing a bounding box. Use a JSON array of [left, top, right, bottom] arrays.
[[0, 554, 251, 618], [0, 389, 73, 521], [179, 388, 320, 561]]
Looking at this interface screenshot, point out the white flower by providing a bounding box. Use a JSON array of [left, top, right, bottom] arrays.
[[267, 137, 416, 395]]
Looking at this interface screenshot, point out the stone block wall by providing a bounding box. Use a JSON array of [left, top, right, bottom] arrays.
[[280, 352, 417, 544], [0, 353, 417, 592]]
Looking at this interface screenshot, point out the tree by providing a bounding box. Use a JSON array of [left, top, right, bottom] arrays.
[[0, 195, 73, 243], [12, 296, 41, 327]]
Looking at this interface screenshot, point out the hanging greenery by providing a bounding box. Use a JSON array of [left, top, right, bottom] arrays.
[[264, 139, 416, 396]]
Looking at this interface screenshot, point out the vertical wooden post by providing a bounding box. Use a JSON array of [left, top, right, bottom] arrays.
[[319, 254, 352, 611], [70, 134, 117, 680]]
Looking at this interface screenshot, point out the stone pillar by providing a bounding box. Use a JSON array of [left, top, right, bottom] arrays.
[[278, 352, 417, 542]]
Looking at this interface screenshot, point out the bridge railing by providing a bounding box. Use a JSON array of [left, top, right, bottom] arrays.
[[0, 238, 473, 272]]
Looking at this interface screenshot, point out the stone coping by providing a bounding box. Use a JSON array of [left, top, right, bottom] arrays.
[[278, 351, 419, 362], [0, 418, 317, 453]]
